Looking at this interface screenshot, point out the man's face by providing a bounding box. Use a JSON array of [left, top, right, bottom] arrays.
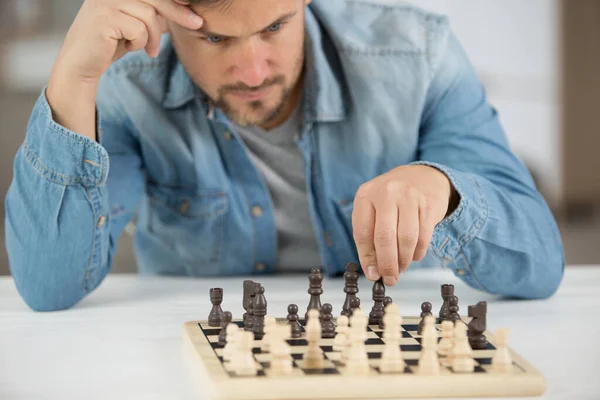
[[170, 0, 310, 128]]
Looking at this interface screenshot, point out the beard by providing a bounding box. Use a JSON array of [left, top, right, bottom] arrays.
[[213, 75, 291, 127]]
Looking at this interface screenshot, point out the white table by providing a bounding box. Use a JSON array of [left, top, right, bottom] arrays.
[[1, 266, 599, 400]]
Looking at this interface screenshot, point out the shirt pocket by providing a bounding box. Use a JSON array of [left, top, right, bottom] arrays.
[[146, 183, 229, 271]]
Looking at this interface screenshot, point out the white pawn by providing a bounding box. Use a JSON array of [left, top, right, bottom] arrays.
[[417, 315, 440, 375], [303, 309, 324, 368], [223, 324, 239, 362], [438, 320, 454, 367], [333, 315, 349, 352], [270, 324, 293, 375], [232, 331, 257, 376], [380, 303, 405, 373], [491, 328, 513, 372], [452, 323, 475, 373], [261, 316, 277, 352], [345, 308, 370, 375]]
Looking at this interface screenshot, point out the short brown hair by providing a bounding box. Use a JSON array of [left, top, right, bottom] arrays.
[[187, 0, 233, 9]]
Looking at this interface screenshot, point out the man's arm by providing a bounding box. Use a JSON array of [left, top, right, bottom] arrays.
[[414, 32, 564, 299], [5, 82, 143, 311]]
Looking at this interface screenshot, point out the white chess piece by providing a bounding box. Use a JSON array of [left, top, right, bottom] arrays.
[[491, 328, 513, 372], [223, 324, 239, 362], [345, 308, 370, 375], [452, 323, 475, 372], [380, 303, 405, 373], [303, 308, 324, 368], [333, 315, 349, 352], [270, 324, 293, 375], [232, 331, 257, 376], [261, 316, 277, 352], [417, 315, 440, 375]]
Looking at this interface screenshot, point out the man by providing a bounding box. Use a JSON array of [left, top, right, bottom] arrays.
[[5, 0, 564, 312]]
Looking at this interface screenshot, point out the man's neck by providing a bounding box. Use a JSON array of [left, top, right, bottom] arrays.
[[260, 71, 305, 131]]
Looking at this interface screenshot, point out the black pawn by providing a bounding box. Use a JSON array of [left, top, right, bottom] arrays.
[[253, 285, 267, 340], [341, 262, 360, 317], [468, 301, 488, 349], [369, 278, 386, 325], [439, 284, 454, 321], [305, 268, 323, 320], [208, 288, 224, 327], [379, 296, 393, 329], [448, 295, 460, 322], [218, 311, 232, 346], [320, 303, 335, 338], [287, 304, 302, 338], [418, 301, 432, 335], [350, 296, 361, 315]]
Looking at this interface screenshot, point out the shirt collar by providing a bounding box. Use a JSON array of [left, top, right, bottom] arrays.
[[162, 5, 348, 123]]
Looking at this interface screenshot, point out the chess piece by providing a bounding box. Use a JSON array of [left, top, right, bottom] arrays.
[[242, 280, 257, 330], [333, 315, 349, 352], [417, 302, 432, 335], [350, 296, 361, 314], [468, 301, 488, 349], [223, 324, 240, 362], [380, 303, 405, 373], [438, 320, 454, 358], [448, 295, 460, 322], [232, 331, 257, 376], [303, 309, 324, 368], [345, 308, 370, 375], [218, 311, 233, 346], [378, 296, 393, 329], [287, 304, 302, 338], [270, 325, 293, 375], [261, 316, 277, 352], [305, 268, 323, 320], [439, 284, 454, 321], [368, 278, 386, 326], [491, 328, 513, 372], [252, 285, 267, 340], [341, 262, 360, 317], [416, 315, 440, 375], [451, 323, 475, 372], [320, 303, 336, 338], [208, 287, 224, 327]]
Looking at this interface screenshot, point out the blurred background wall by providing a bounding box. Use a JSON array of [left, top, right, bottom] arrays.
[[1, 0, 599, 276]]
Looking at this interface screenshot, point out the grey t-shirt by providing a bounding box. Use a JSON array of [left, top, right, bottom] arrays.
[[232, 103, 322, 272]]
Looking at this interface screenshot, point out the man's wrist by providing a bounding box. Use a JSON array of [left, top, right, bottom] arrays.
[[446, 184, 460, 218]]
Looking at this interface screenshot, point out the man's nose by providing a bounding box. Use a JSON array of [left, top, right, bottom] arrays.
[[233, 38, 270, 88]]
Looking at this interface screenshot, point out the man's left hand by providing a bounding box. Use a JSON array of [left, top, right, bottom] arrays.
[[351, 165, 458, 286]]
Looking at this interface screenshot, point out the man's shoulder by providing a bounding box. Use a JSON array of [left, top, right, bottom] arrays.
[[311, 0, 450, 56]]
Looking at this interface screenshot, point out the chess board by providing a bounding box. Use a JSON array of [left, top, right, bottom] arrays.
[[182, 317, 545, 400]]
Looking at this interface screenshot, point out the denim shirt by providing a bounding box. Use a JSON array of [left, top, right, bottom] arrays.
[[5, 1, 564, 311]]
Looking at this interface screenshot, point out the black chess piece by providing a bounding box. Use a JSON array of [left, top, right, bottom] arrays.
[[218, 311, 232, 346], [287, 304, 302, 338], [418, 301, 432, 335], [439, 284, 454, 321], [208, 288, 224, 327], [242, 280, 257, 330], [468, 301, 488, 349], [368, 278, 386, 326], [341, 262, 360, 317], [448, 295, 460, 322], [246, 290, 256, 332], [252, 285, 267, 340], [305, 268, 323, 320], [379, 296, 393, 329], [350, 296, 360, 314], [320, 303, 336, 338]]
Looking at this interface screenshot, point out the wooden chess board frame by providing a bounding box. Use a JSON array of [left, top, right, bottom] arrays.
[[182, 317, 545, 400]]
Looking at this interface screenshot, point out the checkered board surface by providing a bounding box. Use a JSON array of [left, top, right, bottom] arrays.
[[182, 317, 546, 399]]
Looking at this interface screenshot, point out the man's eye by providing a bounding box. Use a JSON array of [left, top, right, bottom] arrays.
[[267, 23, 281, 32], [206, 35, 225, 44]]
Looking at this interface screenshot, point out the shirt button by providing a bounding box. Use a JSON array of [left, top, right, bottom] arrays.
[[97, 216, 106, 228], [255, 263, 266, 272], [180, 200, 189, 214], [224, 131, 233, 140], [456, 269, 466, 276], [251, 205, 263, 217]]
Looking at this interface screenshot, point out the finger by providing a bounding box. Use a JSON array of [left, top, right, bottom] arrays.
[[397, 195, 419, 273], [110, 12, 149, 54], [352, 197, 379, 281], [118, 2, 163, 57], [142, 0, 203, 30], [373, 195, 399, 286], [413, 200, 435, 261], [157, 14, 169, 34]]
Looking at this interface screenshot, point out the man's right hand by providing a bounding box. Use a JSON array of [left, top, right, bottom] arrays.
[[46, 0, 203, 139]]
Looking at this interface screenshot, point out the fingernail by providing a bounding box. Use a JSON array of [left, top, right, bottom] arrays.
[[367, 266, 380, 280], [383, 276, 397, 286], [190, 13, 203, 27]]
